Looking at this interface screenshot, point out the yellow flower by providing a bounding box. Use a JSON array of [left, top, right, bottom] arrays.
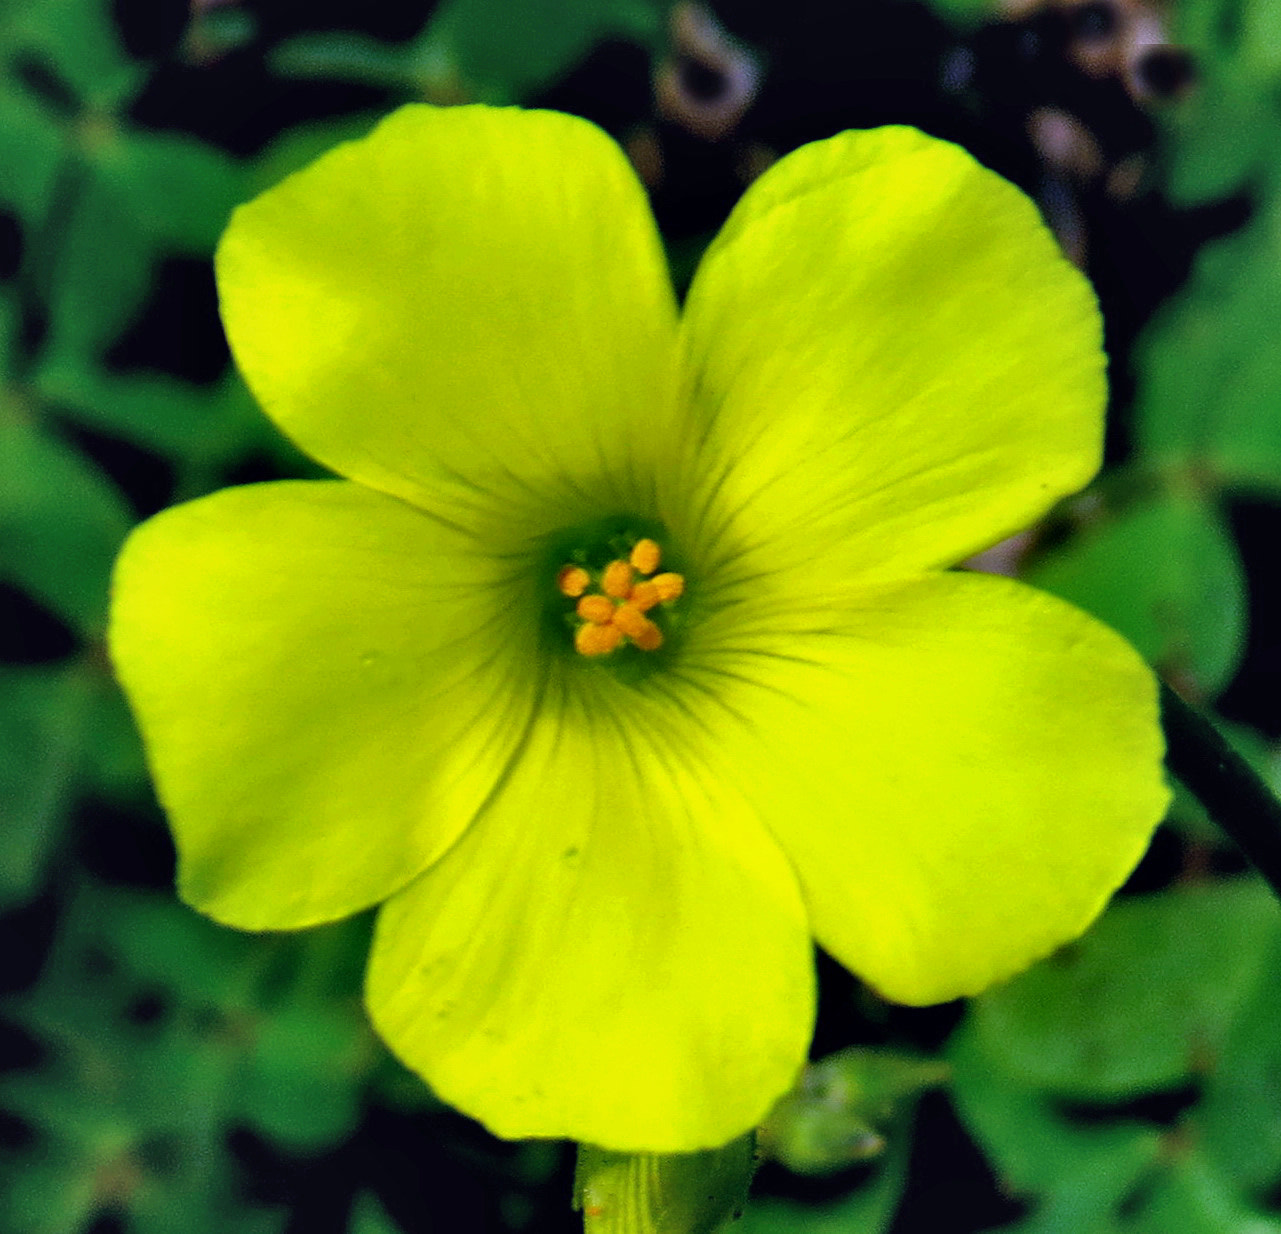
[[109, 105, 1169, 1153]]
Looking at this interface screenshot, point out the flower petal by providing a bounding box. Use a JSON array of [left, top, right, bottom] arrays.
[[109, 481, 539, 929], [364, 673, 814, 1151], [691, 571, 1169, 1005], [676, 127, 1106, 586], [216, 105, 680, 532]]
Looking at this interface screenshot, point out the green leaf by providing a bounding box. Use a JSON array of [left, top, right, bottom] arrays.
[[240, 1004, 370, 1151], [968, 880, 1281, 1099], [40, 163, 155, 366], [80, 675, 148, 800], [276, 0, 665, 102], [1124, 1153, 1281, 1234], [1159, 62, 1281, 204], [349, 1193, 406, 1234], [1243, 0, 1281, 74], [0, 407, 131, 636], [35, 364, 277, 467], [419, 0, 663, 102], [98, 130, 243, 253], [1134, 208, 1281, 489], [1199, 926, 1281, 1194], [0, 664, 89, 908], [270, 33, 430, 94], [1026, 492, 1246, 699], [0, 80, 65, 225], [732, 1121, 914, 1234], [0, 882, 290, 1234], [1, 0, 142, 111]]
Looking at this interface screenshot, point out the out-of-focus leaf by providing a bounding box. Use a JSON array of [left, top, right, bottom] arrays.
[[1243, 0, 1281, 74], [1161, 64, 1281, 204], [1134, 207, 1281, 490], [731, 1119, 913, 1234], [1026, 492, 1246, 699], [241, 1004, 371, 1150], [80, 673, 148, 800], [99, 130, 243, 252], [1, 0, 142, 111], [0, 883, 288, 1234], [1199, 927, 1281, 1195], [969, 880, 1281, 1099], [271, 33, 430, 94], [0, 81, 65, 225], [349, 1193, 405, 1234], [950, 1021, 1162, 1229], [424, 0, 664, 100], [0, 290, 20, 377], [0, 664, 88, 908], [0, 408, 131, 636], [1125, 1152, 1281, 1234], [1161, 0, 1281, 200], [40, 166, 153, 365], [35, 364, 277, 466], [1, 881, 390, 1234], [277, 0, 665, 103]]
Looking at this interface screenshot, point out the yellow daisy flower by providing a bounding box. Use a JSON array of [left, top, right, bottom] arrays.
[[109, 105, 1169, 1153]]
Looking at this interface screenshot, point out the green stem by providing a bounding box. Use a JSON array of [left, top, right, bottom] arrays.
[[1159, 681, 1281, 899]]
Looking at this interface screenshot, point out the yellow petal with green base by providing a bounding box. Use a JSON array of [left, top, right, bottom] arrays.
[[109, 480, 539, 929], [365, 674, 814, 1151], [678, 126, 1106, 588], [693, 570, 1169, 1005], [216, 105, 680, 534]]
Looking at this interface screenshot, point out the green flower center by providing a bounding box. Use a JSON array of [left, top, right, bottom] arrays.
[[542, 517, 687, 661]]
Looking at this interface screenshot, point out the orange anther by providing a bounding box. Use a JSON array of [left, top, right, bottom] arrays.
[[601, 560, 634, 599], [575, 621, 623, 656], [630, 617, 663, 651], [629, 538, 661, 574], [612, 602, 648, 638], [556, 565, 590, 597], [629, 580, 660, 612], [576, 594, 615, 624], [651, 572, 685, 602]]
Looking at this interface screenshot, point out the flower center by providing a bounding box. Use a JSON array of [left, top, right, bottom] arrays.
[[557, 537, 685, 657]]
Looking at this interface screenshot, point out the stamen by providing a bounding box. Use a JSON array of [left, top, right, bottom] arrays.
[[575, 622, 624, 657], [629, 539, 661, 574], [651, 573, 685, 602], [557, 565, 590, 597], [601, 560, 634, 599], [560, 537, 681, 658], [631, 619, 663, 651], [577, 594, 616, 625], [612, 603, 648, 638], [629, 580, 660, 612]]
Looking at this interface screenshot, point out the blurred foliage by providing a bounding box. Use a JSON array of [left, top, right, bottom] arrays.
[[273, 0, 667, 103], [4, 0, 1281, 1230]]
